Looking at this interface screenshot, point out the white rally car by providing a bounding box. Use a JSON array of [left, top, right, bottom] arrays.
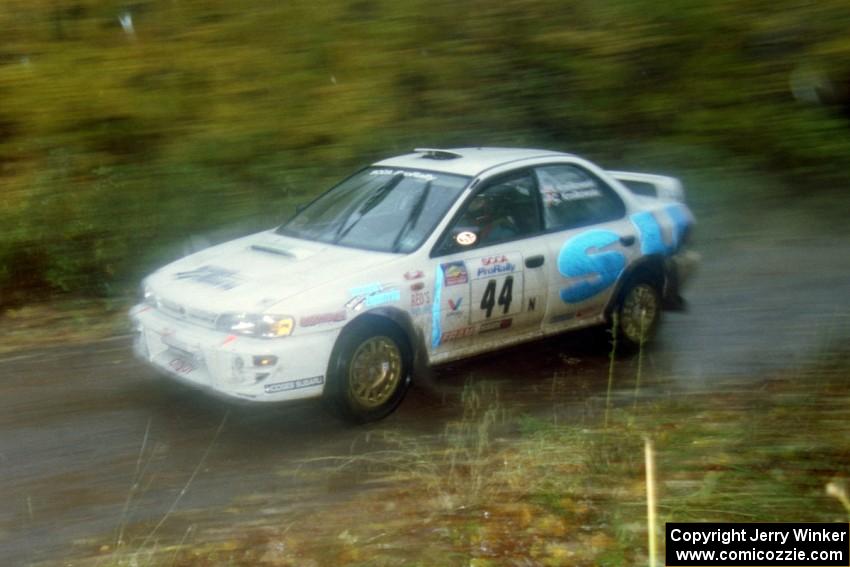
[[131, 148, 697, 421]]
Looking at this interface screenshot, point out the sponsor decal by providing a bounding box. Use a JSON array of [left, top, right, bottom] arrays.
[[404, 270, 424, 280], [442, 262, 468, 286], [370, 169, 436, 181], [630, 204, 691, 256], [528, 297, 537, 312], [347, 283, 400, 310], [479, 318, 512, 333], [455, 231, 477, 246], [411, 290, 432, 307], [349, 282, 383, 297], [441, 326, 475, 342], [264, 375, 325, 394], [557, 230, 626, 304], [410, 281, 425, 291], [541, 184, 602, 206], [300, 311, 346, 327], [365, 289, 401, 307], [174, 265, 242, 290], [557, 205, 692, 305], [475, 255, 516, 279], [549, 313, 576, 324], [446, 296, 465, 318], [220, 335, 237, 346], [168, 357, 195, 374]]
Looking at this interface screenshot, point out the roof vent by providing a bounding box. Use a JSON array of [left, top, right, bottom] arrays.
[[414, 148, 462, 160]]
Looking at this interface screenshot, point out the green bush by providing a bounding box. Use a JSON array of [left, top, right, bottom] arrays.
[[1, 0, 849, 307]]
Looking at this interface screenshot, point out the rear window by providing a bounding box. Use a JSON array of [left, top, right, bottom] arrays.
[[535, 165, 625, 231]]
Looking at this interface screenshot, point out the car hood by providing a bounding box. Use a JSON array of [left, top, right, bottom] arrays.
[[146, 231, 399, 314]]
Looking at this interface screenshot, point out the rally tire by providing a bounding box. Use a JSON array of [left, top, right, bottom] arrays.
[[329, 320, 412, 423], [614, 276, 662, 351]]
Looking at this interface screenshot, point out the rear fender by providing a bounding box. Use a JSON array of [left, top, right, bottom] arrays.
[[604, 255, 667, 320]]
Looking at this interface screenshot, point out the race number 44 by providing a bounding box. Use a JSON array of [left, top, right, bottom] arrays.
[[480, 276, 513, 318]]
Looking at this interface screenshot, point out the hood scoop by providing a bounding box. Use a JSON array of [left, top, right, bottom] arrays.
[[250, 244, 297, 258]]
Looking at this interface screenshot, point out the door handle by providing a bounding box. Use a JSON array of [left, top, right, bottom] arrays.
[[619, 235, 636, 247], [525, 254, 545, 268]]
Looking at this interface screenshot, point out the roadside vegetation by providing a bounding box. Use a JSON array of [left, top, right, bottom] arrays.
[[76, 344, 850, 566], [2, 0, 850, 317]]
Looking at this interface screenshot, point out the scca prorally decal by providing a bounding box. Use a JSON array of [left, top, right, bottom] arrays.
[[475, 255, 516, 279], [264, 375, 325, 394], [557, 230, 626, 304], [174, 265, 242, 290]]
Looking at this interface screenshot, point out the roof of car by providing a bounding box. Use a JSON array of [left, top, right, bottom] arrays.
[[374, 147, 574, 178]]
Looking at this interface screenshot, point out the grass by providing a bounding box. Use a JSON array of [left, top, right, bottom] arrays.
[[0, 298, 130, 355], [69, 343, 850, 566]]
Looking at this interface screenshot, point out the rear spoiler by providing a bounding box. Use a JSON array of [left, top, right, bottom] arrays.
[[606, 171, 685, 202]]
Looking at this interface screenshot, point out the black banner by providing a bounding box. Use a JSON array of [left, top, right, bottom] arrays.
[[666, 523, 849, 566]]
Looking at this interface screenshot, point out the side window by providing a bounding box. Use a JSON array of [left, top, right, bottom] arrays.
[[438, 170, 541, 254], [535, 165, 625, 231]]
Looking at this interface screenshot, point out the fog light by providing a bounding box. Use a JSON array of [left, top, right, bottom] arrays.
[[253, 355, 278, 367]]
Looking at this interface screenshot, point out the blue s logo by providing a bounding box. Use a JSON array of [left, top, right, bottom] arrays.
[[557, 230, 627, 304], [630, 204, 691, 255]]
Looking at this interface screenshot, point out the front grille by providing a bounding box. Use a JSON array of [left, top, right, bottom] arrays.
[[156, 298, 219, 329]]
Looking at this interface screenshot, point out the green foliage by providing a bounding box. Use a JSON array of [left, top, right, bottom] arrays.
[[1, 0, 850, 305]]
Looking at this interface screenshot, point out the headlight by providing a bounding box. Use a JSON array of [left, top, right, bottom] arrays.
[[216, 313, 295, 338]]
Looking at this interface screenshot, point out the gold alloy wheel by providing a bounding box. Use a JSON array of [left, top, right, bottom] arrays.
[[620, 283, 659, 345], [348, 336, 403, 409]]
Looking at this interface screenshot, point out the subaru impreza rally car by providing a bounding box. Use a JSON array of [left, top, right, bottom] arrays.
[[130, 148, 698, 422]]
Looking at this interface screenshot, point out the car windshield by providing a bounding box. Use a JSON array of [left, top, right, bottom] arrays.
[[277, 167, 470, 253]]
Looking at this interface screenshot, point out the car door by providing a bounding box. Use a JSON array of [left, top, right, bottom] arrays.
[[532, 163, 642, 331], [428, 168, 549, 357]]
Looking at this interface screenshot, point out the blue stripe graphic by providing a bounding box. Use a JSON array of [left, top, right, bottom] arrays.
[[431, 265, 444, 348]]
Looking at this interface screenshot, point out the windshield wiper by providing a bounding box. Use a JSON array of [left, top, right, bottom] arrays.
[[333, 173, 404, 244], [392, 181, 431, 252]]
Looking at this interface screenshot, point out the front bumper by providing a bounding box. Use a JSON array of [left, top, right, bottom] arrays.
[[129, 305, 335, 402]]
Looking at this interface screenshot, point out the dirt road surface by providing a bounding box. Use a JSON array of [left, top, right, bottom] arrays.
[[2, 193, 849, 565]]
